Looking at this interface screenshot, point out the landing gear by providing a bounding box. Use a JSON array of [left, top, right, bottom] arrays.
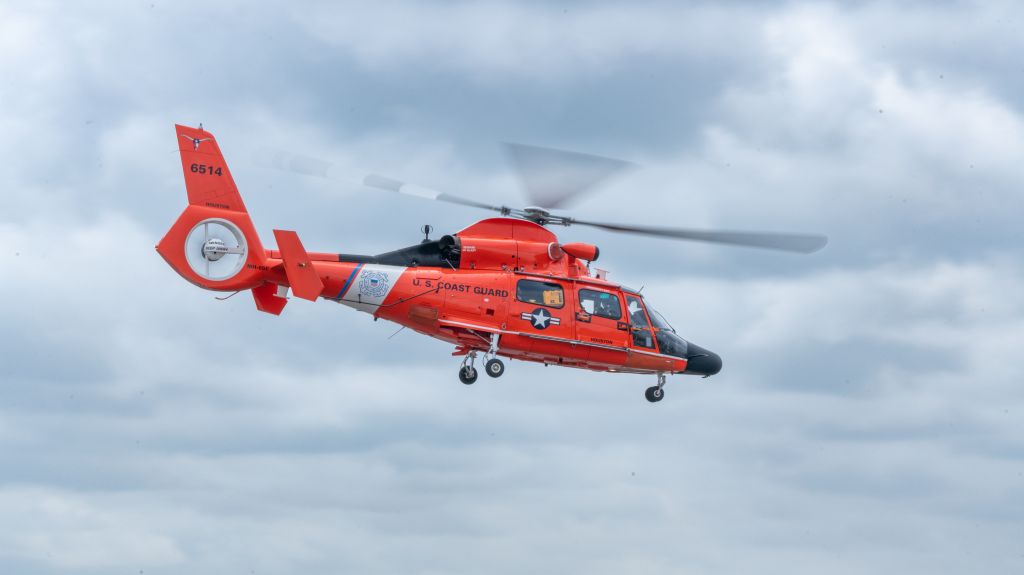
[[483, 333, 504, 378], [458, 334, 505, 385], [485, 358, 505, 378], [459, 365, 478, 385], [645, 373, 667, 403], [459, 351, 479, 385], [645, 386, 664, 403]]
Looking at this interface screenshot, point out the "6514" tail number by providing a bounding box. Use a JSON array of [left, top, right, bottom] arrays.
[[190, 163, 223, 176]]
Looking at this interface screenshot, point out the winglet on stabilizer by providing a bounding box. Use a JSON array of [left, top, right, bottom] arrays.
[[251, 282, 289, 315]]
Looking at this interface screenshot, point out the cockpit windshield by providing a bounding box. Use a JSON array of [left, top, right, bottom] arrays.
[[648, 307, 676, 333], [635, 300, 688, 358]]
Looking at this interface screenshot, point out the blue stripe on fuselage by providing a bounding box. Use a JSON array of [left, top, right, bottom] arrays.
[[334, 263, 364, 300]]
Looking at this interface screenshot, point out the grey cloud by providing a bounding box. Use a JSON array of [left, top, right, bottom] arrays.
[[2, 0, 1024, 574]]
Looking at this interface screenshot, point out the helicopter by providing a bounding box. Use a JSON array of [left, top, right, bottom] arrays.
[[157, 124, 827, 403]]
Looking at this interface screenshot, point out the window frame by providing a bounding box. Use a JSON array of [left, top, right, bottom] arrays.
[[515, 279, 565, 309], [624, 294, 651, 328], [577, 288, 623, 321], [624, 294, 656, 349]]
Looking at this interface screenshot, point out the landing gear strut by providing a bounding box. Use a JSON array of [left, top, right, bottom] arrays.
[[484, 333, 504, 378], [459, 351, 479, 385], [458, 334, 505, 385], [645, 373, 667, 403]]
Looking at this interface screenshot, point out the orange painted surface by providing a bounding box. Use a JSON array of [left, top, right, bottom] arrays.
[[159, 124, 695, 377], [272, 230, 324, 301]]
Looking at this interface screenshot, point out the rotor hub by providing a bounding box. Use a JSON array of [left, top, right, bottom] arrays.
[[521, 206, 552, 225], [202, 237, 229, 261]]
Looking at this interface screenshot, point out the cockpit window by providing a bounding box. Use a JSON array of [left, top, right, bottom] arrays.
[[578, 289, 622, 320], [625, 294, 655, 349], [625, 295, 649, 328], [642, 302, 687, 357], [655, 330, 689, 359], [648, 308, 676, 333]]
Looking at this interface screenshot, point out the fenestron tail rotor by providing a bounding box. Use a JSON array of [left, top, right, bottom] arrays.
[[255, 143, 828, 254], [184, 219, 248, 281]]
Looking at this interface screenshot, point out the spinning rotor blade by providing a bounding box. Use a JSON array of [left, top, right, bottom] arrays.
[[362, 174, 509, 214], [503, 143, 634, 209], [256, 143, 827, 254], [567, 219, 829, 253], [254, 147, 343, 180], [255, 147, 511, 213]]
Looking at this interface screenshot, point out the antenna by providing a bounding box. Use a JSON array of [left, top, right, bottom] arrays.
[[421, 224, 433, 243]]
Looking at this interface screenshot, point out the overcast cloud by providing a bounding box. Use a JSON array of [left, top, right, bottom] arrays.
[[1, 1, 1022, 573]]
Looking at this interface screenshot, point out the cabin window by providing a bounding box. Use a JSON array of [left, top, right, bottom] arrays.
[[516, 279, 564, 308], [578, 288, 622, 320]]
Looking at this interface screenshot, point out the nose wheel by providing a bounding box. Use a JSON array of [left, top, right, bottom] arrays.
[[645, 373, 667, 403]]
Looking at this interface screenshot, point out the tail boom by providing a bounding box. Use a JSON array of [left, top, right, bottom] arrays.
[[159, 124, 352, 316], [157, 124, 269, 292]]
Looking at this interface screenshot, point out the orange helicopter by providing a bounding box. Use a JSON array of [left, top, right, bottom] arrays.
[[158, 124, 826, 402]]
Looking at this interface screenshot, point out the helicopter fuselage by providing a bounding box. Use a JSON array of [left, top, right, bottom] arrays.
[[158, 123, 721, 404], [254, 217, 721, 377]]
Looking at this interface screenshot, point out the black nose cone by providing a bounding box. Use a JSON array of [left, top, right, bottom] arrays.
[[683, 342, 722, 376]]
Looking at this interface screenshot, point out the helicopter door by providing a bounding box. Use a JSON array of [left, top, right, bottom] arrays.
[[624, 294, 656, 350], [510, 278, 574, 341], [575, 287, 630, 353]]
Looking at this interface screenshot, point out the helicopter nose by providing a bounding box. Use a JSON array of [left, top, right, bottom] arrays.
[[683, 342, 722, 376]]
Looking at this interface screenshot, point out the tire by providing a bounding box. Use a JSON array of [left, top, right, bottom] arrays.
[[459, 366, 478, 385], [645, 386, 664, 403], [485, 358, 505, 378]]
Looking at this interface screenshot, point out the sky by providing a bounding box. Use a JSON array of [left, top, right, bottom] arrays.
[[1, 0, 1023, 573]]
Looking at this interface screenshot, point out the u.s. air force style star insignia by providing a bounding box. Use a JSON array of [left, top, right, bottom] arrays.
[[521, 308, 560, 330]]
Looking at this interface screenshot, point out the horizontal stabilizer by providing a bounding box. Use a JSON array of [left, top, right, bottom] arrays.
[[273, 229, 324, 301]]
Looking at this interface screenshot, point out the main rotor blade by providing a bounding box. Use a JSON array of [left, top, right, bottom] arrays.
[[569, 219, 829, 253], [254, 147, 510, 214], [362, 174, 509, 213], [256, 144, 827, 254], [253, 147, 359, 184], [503, 143, 634, 209]]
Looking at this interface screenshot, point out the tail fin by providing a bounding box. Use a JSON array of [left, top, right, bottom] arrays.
[[176, 123, 249, 212], [156, 124, 268, 292]]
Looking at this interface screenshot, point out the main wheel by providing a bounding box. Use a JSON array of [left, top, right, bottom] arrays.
[[485, 358, 505, 378], [459, 366, 478, 385], [645, 386, 664, 403]]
